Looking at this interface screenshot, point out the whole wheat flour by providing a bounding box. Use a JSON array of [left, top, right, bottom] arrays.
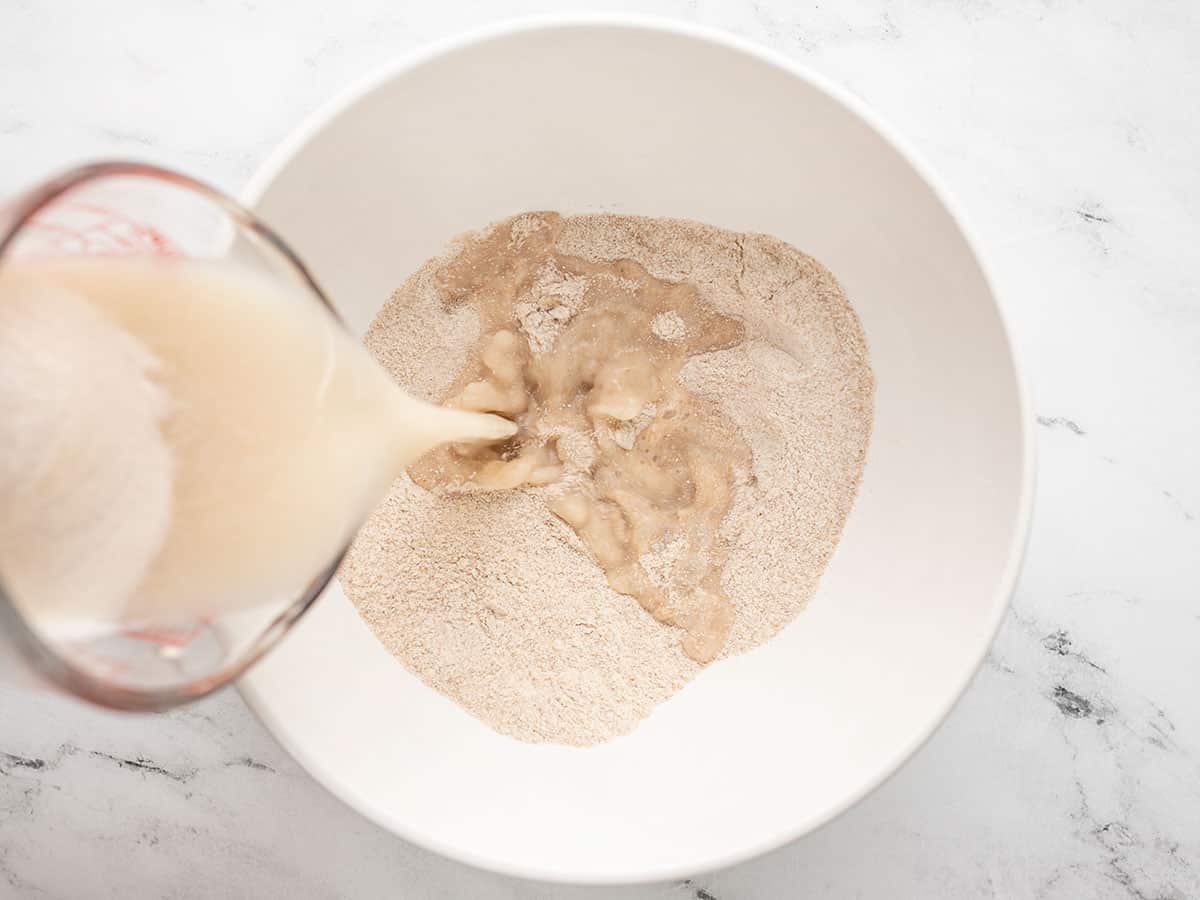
[[340, 213, 873, 746]]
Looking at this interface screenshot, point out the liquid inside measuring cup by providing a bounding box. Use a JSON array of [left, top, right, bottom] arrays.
[[0, 257, 514, 692]]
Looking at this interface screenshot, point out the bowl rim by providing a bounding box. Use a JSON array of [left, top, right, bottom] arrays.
[[238, 12, 1036, 885]]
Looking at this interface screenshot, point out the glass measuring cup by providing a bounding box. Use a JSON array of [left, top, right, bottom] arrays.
[[0, 161, 348, 711]]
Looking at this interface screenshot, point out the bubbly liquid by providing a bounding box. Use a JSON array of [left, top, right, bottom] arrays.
[[0, 259, 514, 637]]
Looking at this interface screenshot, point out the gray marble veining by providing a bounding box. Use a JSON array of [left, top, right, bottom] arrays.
[[2, 1, 1198, 897]]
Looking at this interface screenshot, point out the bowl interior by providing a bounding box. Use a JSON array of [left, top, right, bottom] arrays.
[[241, 21, 1029, 882]]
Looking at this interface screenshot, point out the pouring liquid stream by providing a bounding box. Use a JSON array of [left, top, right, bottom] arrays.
[[0, 258, 514, 652]]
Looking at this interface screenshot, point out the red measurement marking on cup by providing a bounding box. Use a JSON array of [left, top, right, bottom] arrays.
[[123, 620, 209, 648], [28, 202, 179, 257]]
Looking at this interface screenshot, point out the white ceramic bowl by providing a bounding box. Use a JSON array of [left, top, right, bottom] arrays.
[[240, 16, 1033, 884]]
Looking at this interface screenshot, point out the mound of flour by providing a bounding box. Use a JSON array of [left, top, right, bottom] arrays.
[[342, 213, 874, 746]]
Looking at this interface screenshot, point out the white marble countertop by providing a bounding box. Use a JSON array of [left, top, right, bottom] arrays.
[[2, 1, 1198, 897]]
